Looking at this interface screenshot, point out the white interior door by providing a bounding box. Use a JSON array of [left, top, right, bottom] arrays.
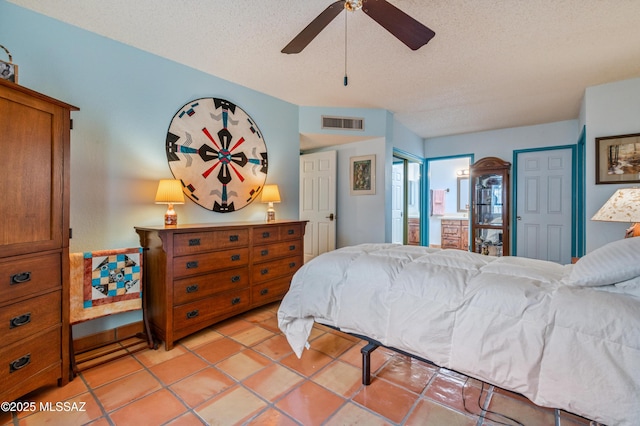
[[516, 148, 573, 264], [392, 162, 404, 244], [300, 151, 337, 263]]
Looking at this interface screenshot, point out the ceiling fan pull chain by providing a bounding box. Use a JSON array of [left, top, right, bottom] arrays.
[[344, 8, 348, 86]]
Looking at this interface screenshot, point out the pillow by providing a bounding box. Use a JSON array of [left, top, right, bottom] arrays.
[[567, 237, 640, 287], [593, 276, 640, 299]]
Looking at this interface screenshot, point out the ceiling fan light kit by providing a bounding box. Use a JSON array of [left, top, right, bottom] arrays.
[[344, 0, 363, 12]]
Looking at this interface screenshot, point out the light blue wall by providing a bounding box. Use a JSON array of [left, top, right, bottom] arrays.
[[425, 120, 580, 159], [0, 1, 300, 336], [300, 106, 425, 246], [583, 77, 640, 250], [0, 1, 300, 254], [425, 77, 640, 253]]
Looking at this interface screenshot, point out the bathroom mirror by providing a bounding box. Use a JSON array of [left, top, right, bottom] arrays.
[[457, 177, 469, 212]]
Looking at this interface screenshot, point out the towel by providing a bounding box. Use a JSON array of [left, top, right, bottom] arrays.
[[432, 189, 446, 215]]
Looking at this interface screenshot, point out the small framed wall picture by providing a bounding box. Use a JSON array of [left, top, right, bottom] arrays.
[[0, 45, 18, 83], [595, 133, 640, 184], [350, 154, 376, 195]]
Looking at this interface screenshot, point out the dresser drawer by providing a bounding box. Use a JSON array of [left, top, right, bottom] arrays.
[[1, 327, 61, 393], [173, 248, 249, 278], [174, 229, 249, 256], [173, 267, 249, 305], [278, 223, 304, 240], [252, 255, 302, 283], [252, 275, 292, 305], [0, 254, 61, 302], [173, 289, 250, 332], [252, 226, 280, 244], [1, 291, 61, 347], [253, 240, 302, 264]]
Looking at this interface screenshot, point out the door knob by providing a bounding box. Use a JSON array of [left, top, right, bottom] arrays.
[[326, 213, 335, 221], [517, 216, 522, 220]]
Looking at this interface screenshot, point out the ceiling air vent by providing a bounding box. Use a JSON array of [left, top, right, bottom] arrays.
[[321, 116, 364, 131]]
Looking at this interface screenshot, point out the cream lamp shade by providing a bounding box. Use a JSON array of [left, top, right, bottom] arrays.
[[591, 187, 640, 238], [155, 179, 185, 226], [260, 184, 281, 222]]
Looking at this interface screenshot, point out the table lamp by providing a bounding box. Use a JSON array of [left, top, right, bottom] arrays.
[[591, 187, 640, 238], [155, 179, 185, 226], [261, 184, 281, 222]]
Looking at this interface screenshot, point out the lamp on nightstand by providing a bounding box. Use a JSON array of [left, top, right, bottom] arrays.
[[591, 187, 640, 238], [260, 184, 281, 223], [155, 179, 185, 226]]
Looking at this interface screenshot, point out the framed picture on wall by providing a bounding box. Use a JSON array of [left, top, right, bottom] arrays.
[[595, 133, 640, 184], [350, 154, 376, 195]]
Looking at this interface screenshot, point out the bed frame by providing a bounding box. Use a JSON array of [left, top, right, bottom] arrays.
[[326, 325, 436, 385]]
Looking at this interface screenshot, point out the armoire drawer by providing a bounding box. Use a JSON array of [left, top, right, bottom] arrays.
[[252, 240, 302, 264], [173, 267, 249, 305], [0, 253, 61, 302], [173, 248, 249, 278], [1, 291, 61, 347], [1, 327, 61, 393], [252, 255, 302, 283], [173, 289, 251, 331], [173, 229, 249, 256]]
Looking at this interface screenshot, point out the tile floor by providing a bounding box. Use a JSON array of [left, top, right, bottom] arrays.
[[1, 302, 596, 426]]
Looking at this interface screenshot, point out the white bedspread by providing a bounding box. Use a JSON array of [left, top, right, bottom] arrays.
[[277, 243, 640, 426]]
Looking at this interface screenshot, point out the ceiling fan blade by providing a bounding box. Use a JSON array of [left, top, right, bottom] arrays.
[[362, 0, 435, 50], [282, 1, 345, 54]]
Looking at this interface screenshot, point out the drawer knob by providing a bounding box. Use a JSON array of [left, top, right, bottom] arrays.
[[9, 313, 31, 329], [260, 268, 269, 275], [186, 310, 199, 319], [186, 284, 199, 294], [288, 229, 295, 235], [261, 249, 269, 256], [231, 275, 240, 283], [289, 262, 296, 268], [289, 245, 296, 251], [260, 288, 269, 296], [186, 261, 199, 269], [231, 297, 241, 305], [188, 238, 201, 246], [231, 254, 241, 261], [229, 235, 239, 242], [10, 272, 31, 285], [9, 354, 31, 373], [262, 232, 270, 238]]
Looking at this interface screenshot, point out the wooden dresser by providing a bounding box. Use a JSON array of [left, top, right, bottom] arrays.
[[135, 221, 306, 349], [0, 80, 77, 402], [440, 219, 469, 251]]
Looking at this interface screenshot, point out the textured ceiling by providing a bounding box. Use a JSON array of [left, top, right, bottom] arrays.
[[8, 0, 640, 146]]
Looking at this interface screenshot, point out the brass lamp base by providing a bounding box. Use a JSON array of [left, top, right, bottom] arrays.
[[164, 203, 178, 227]]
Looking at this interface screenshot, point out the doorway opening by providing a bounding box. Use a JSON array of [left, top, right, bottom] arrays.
[[392, 151, 423, 245], [425, 154, 473, 248]]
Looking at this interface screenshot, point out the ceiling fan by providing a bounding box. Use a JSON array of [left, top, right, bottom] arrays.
[[282, 0, 436, 54]]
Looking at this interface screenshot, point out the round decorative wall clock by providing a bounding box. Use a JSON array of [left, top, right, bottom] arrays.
[[165, 98, 268, 213]]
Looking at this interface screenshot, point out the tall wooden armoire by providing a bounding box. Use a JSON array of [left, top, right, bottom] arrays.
[[0, 79, 78, 402]]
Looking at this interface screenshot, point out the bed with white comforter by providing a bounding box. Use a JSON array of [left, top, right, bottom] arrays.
[[277, 237, 640, 426]]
